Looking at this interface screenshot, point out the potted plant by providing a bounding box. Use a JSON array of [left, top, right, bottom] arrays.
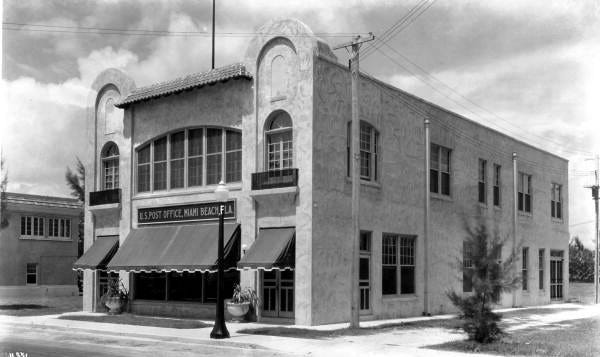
[[100, 278, 129, 315], [226, 284, 259, 321]]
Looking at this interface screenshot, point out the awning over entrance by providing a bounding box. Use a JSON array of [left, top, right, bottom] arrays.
[[73, 236, 119, 270], [106, 223, 240, 272], [238, 227, 295, 270]]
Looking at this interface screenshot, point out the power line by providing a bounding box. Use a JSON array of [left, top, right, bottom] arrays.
[[570, 220, 595, 227]]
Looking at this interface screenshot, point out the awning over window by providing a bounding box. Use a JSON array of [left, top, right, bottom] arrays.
[[106, 223, 240, 273], [238, 227, 295, 270], [73, 236, 119, 271]]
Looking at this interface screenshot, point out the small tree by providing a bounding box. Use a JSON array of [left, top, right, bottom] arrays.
[[65, 157, 85, 293], [569, 236, 595, 282], [447, 219, 520, 343]]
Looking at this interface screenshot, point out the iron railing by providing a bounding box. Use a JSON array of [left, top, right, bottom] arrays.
[[251, 169, 298, 190], [89, 188, 121, 206]]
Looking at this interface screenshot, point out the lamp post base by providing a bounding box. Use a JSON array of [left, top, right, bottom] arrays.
[[210, 324, 230, 339]]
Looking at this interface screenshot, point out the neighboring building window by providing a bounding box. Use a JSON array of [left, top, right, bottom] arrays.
[[20, 216, 44, 237], [136, 128, 242, 193], [347, 121, 379, 182], [266, 111, 293, 171], [26, 263, 38, 285], [518, 172, 532, 213], [101, 142, 119, 190], [522, 247, 529, 290], [493, 164, 501, 207], [430, 144, 451, 195], [48, 218, 71, 239], [551, 183, 562, 219], [382, 234, 415, 295], [539, 249, 545, 290], [463, 242, 473, 293], [478, 159, 487, 204]]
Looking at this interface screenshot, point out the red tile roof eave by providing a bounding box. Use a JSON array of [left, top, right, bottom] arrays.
[[115, 75, 252, 109]]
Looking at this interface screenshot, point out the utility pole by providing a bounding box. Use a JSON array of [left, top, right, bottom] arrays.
[[586, 155, 599, 304], [512, 152, 518, 307], [333, 33, 374, 328], [211, 0, 216, 70]]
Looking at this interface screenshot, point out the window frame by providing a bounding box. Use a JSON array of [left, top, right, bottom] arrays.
[[20, 215, 45, 238], [430, 143, 451, 196], [265, 113, 293, 171], [538, 249, 545, 290], [551, 183, 562, 219], [26, 263, 38, 285], [101, 142, 120, 190], [135, 127, 242, 194], [478, 159, 487, 204], [382, 234, 416, 296], [522, 247, 529, 291], [463, 241, 473, 293], [493, 164, 501, 207], [347, 121, 380, 182], [518, 172, 532, 213]]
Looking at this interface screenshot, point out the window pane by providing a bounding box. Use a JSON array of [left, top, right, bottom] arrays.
[[188, 129, 203, 156], [226, 151, 241, 183], [382, 266, 397, 295], [360, 124, 371, 151], [21, 217, 26, 235], [430, 144, 439, 168], [269, 112, 292, 129], [170, 131, 185, 159], [135, 272, 166, 300], [188, 157, 203, 187], [138, 164, 150, 192], [360, 151, 370, 178], [170, 159, 185, 189], [479, 182, 486, 203], [441, 172, 450, 195], [400, 266, 415, 294], [430, 169, 438, 193], [226, 130, 241, 151], [154, 137, 167, 161], [440, 148, 450, 173], [206, 128, 222, 154], [65, 219, 70, 237], [153, 162, 167, 190], [206, 154, 222, 185], [138, 145, 150, 164], [493, 186, 500, 206], [168, 272, 202, 302]]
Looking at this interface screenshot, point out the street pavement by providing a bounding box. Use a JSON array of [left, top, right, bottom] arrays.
[[1, 303, 599, 356]]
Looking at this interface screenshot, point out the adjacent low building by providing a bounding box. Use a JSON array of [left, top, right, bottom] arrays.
[[0, 192, 82, 298], [77, 19, 569, 325]]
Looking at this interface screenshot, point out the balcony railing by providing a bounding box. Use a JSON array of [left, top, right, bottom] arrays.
[[89, 188, 121, 206], [251, 169, 298, 190]]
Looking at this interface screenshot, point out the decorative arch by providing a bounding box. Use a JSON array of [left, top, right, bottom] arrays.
[[264, 111, 293, 171], [96, 84, 123, 135]]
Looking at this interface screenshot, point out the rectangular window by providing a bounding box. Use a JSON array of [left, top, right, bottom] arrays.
[[170, 131, 185, 189], [26, 263, 37, 285], [522, 247, 529, 291], [493, 164, 501, 207], [347, 122, 379, 182], [225, 130, 242, 183], [360, 231, 371, 252], [153, 137, 167, 190], [463, 241, 473, 292], [539, 249, 545, 290], [478, 159, 487, 204], [430, 144, 451, 196], [20, 216, 44, 237], [206, 128, 222, 185], [518, 172, 532, 213], [188, 128, 204, 187], [48, 218, 71, 239], [551, 183, 562, 219], [137, 144, 151, 192], [382, 234, 415, 295]]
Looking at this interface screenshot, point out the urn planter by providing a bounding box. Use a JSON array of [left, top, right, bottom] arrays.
[[226, 301, 250, 321]]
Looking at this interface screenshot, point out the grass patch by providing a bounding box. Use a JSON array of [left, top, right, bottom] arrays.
[[427, 317, 599, 356], [59, 313, 211, 329], [238, 318, 462, 339]]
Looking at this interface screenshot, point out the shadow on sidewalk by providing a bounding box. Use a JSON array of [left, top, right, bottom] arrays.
[[58, 313, 212, 329]]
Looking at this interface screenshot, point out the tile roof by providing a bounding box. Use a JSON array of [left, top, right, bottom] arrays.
[[3, 192, 82, 209], [115, 63, 252, 108]]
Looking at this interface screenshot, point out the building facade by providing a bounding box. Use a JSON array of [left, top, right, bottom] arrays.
[[78, 19, 569, 325], [0, 192, 81, 298]]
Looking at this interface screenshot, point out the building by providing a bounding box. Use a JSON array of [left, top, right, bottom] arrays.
[[0, 192, 82, 298], [77, 19, 569, 325]]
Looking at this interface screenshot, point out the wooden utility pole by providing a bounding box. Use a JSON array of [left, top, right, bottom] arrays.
[[333, 33, 374, 328], [512, 152, 518, 307], [211, 0, 215, 70], [586, 155, 599, 304]]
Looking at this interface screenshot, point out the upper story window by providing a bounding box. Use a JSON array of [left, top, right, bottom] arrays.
[[266, 111, 293, 171], [493, 164, 501, 207], [20, 215, 71, 240], [21, 216, 44, 237], [551, 183, 562, 219], [48, 218, 71, 239], [136, 127, 241, 194], [101, 142, 119, 190], [430, 144, 451, 196], [347, 121, 379, 182], [518, 172, 532, 213], [478, 159, 487, 204]]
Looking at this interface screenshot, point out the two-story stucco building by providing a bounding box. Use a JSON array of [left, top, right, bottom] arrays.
[[0, 192, 81, 299], [77, 19, 569, 325]]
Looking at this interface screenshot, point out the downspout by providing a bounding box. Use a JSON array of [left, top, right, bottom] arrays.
[[512, 152, 518, 307], [423, 119, 430, 315]]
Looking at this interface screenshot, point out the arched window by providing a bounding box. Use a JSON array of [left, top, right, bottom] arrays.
[[265, 112, 293, 170], [102, 142, 119, 189]]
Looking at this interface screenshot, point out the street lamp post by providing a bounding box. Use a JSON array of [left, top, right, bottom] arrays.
[[210, 180, 230, 339]]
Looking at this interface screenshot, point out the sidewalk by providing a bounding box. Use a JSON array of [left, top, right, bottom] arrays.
[[1, 303, 598, 357]]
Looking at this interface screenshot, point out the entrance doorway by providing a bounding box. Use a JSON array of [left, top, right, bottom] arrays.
[[550, 250, 564, 300], [359, 231, 372, 314], [262, 270, 294, 318]]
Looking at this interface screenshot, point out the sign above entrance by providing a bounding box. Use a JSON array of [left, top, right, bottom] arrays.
[[138, 200, 236, 225]]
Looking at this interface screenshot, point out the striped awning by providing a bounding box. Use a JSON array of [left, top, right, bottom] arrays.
[[106, 223, 240, 273], [73, 236, 119, 271], [238, 227, 295, 270]]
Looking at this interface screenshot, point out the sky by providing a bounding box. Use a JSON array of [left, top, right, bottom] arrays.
[[1, 0, 599, 247]]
